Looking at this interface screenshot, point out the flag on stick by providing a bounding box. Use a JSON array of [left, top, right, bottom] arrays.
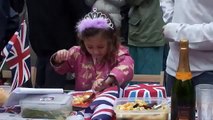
[[1, 20, 30, 91]]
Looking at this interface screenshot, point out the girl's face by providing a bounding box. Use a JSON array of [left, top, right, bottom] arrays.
[[84, 34, 108, 61]]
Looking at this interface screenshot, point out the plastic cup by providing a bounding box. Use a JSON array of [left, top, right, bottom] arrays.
[[196, 84, 213, 120]]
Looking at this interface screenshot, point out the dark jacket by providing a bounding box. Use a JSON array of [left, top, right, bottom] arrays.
[[0, 0, 19, 52], [26, 0, 91, 56]]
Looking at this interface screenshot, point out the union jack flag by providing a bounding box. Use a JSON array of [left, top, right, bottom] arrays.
[[2, 20, 30, 91]]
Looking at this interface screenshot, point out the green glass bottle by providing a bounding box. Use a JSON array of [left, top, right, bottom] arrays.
[[171, 39, 195, 120]]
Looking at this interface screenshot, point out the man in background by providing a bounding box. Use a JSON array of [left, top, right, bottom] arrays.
[[26, 0, 91, 88], [0, 0, 19, 56], [126, 0, 166, 75]]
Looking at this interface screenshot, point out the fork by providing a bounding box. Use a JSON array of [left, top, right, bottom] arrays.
[[83, 77, 109, 103], [153, 99, 171, 110]]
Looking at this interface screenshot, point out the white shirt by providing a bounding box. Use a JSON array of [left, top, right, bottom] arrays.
[[160, 0, 213, 77]]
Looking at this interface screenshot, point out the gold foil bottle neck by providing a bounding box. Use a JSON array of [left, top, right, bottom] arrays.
[[176, 39, 191, 80], [180, 39, 188, 49]]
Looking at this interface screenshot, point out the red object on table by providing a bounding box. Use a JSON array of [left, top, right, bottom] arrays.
[[123, 84, 167, 98], [0, 79, 7, 85], [0, 80, 3, 85]]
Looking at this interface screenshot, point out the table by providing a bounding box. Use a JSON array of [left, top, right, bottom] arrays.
[[0, 85, 197, 120]]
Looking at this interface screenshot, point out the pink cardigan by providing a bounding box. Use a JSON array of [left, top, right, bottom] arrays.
[[51, 45, 134, 91]]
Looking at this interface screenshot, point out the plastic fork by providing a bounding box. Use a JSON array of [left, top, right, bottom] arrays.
[[83, 77, 108, 103], [153, 99, 171, 110]]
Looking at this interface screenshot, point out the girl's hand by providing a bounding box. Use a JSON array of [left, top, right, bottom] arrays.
[[92, 78, 106, 92], [92, 76, 115, 92], [54, 49, 71, 64]]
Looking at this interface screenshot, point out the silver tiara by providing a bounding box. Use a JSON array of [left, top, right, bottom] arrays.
[[84, 8, 114, 29]]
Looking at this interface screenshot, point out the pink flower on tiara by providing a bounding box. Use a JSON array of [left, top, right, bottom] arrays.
[[76, 17, 110, 33]]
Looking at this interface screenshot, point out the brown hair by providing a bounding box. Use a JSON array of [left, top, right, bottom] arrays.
[[78, 27, 120, 63]]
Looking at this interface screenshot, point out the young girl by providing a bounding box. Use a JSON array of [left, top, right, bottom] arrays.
[[50, 9, 134, 92]]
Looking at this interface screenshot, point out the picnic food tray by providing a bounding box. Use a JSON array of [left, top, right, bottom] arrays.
[[114, 97, 169, 120]]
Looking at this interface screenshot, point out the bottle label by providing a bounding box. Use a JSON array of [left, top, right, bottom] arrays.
[[176, 72, 192, 81], [177, 106, 191, 120]]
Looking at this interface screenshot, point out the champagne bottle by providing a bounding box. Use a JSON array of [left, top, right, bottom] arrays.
[[171, 39, 195, 120]]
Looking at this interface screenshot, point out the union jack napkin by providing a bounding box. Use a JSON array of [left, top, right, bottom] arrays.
[[123, 84, 167, 98]]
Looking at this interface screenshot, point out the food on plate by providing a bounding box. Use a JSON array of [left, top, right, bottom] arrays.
[[115, 100, 169, 120], [72, 92, 94, 107], [0, 88, 9, 106]]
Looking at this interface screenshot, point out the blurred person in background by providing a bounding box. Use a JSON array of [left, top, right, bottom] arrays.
[[85, 0, 125, 29], [25, 0, 91, 88], [0, 0, 19, 58], [125, 0, 166, 75], [120, 4, 130, 45], [161, 0, 213, 96]]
